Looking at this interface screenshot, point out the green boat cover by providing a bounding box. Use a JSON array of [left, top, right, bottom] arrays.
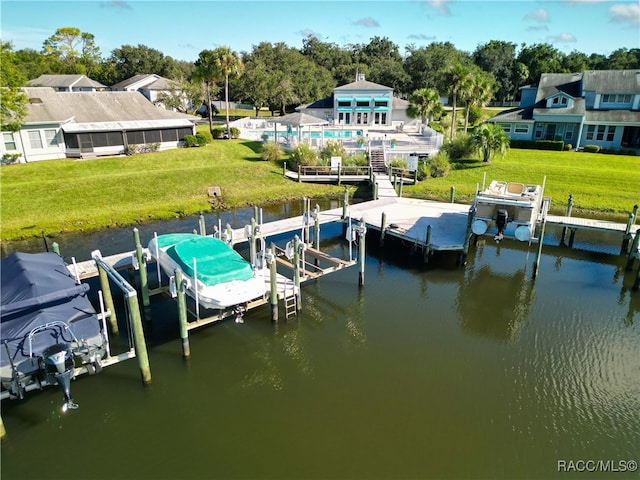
[[158, 234, 254, 285]]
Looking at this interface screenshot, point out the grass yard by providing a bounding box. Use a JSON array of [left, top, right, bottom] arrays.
[[405, 149, 640, 218], [0, 140, 345, 241], [1, 140, 638, 242]]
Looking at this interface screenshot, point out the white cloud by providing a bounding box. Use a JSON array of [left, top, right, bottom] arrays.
[[609, 3, 640, 25], [353, 17, 380, 28], [296, 29, 324, 39], [546, 32, 578, 43], [100, 1, 132, 9], [407, 33, 437, 41], [525, 8, 550, 22], [526, 25, 550, 32], [428, 0, 451, 15]]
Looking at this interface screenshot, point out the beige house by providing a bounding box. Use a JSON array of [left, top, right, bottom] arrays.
[[1, 87, 199, 162]]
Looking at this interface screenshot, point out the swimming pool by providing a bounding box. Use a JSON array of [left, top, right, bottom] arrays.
[[262, 130, 354, 139]]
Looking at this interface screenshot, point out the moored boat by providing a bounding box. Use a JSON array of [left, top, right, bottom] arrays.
[[148, 233, 268, 310], [1, 252, 107, 411], [471, 180, 545, 242]]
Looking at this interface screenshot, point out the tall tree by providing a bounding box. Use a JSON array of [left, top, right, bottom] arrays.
[[212, 47, 244, 139], [42, 27, 101, 74], [444, 62, 474, 140], [406, 88, 443, 125], [105, 44, 177, 84], [461, 69, 496, 133], [606, 48, 640, 69], [472, 40, 517, 102], [404, 42, 472, 94], [193, 49, 221, 132], [516, 43, 566, 85], [0, 42, 28, 132]]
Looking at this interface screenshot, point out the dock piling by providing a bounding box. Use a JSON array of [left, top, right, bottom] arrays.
[[133, 228, 150, 310], [380, 212, 387, 246], [450, 186, 455, 203], [314, 204, 320, 251], [342, 187, 349, 236], [626, 231, 640, 271], [268, 244, 278, 322], [127, 290, 152, 385], [423, 225, 432, 264], [357, 218, 366, 287], [52, 242, 61, 256], [198, 212, 206, 236], [533, 219, 547, 278], [560, 194, 574, 245], [96, 262, 119, 334], [175, 268, 190, 359], [621, 205, 638, 254]]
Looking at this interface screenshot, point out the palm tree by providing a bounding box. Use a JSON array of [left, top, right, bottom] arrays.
[[461, 71, 496, 133], [213, 47, 244, 139], [471, 123, 510, 162], [406, 88, 443, 126], [444, 63, 473, 141], [193, 49, 220, 134]]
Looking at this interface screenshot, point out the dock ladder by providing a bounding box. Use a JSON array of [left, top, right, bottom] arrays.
[[284, 284, 298, 319]]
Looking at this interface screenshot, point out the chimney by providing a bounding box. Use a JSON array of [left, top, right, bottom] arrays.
[[356, 72, 365, 82]]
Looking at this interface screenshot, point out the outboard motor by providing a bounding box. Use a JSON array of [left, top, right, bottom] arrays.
[[42, 343, 78, 412], [495, 209, 509, 242]]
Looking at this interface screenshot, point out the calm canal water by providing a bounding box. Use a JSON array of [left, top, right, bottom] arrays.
[[1, 201, 639, 480]]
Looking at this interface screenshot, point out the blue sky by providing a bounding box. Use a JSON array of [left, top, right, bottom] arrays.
[[2, 0, 638, 61]]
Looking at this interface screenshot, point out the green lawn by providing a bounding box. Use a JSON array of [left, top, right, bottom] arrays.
[[405, 149, 640, 218], [1, 141, 638, 242], [0, 140, 345, 241]]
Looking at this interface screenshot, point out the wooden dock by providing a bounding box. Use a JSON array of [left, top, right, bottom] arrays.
[[546, 214, 640, 235]]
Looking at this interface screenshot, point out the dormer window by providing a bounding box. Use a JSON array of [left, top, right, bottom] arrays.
[[552, 96, 567, 106]]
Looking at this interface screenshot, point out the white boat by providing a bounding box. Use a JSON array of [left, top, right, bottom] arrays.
[[148, 233, 268, 310], [471, 180, 545, 242]]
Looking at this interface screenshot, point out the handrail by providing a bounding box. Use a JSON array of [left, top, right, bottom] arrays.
[[298, 165, 372, 176]]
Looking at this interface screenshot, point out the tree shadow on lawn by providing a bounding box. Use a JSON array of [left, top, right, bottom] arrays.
[[240, 141, 263, 157], [451, 158, 486, 170]]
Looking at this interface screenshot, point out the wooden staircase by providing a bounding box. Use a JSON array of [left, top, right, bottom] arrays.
[[369, 149, 386, 173]]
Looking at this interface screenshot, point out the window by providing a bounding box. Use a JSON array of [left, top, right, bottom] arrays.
[[498, 123, 511, 133], [127, 130, 144, 145], [514, 124, 529, 134], [44, 129, 60, 147], [596, 125, 606, 141], [28, 131, 43, 149], [606, 126, 615, 142], [107, 132, 124, 145], [374, 100, 388, 107], [561, 97, 567, 105], [2, 132, 17, 151], [380, 113, 386, 124], [565, 125, 574, 140], [145, 130, 161, 143], [602, 94, 633, 104], [534, 124, 543, 139], [356, 100, 370, 107], [337, 100, 351, 107], [91, 132, 109, 147], [586, 125, 595, 141], [64, 132, 79, 148], [161, 129, 178, 142]]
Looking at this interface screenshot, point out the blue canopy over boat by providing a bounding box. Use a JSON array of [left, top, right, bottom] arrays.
[[1, 252, 101, 371]]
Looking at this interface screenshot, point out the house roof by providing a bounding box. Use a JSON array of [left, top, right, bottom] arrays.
[[26, 74, 106, 89], [534, 73, 582, 103], [488, 107, 534, 122], [585, 109, 640, 124], [111, 74, 177, 91], [296, 94, 334, 110], [334, 79, 392, 91], [22, 87, 198, 126], [582, 69, 640, 94]]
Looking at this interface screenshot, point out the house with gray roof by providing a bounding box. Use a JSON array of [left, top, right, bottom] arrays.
[[296, 73, 411, 128], [1, 87, 198, 162], [111, 74, 189, 111], [488, 70, 640, 151], [26, 74, 106, 92]]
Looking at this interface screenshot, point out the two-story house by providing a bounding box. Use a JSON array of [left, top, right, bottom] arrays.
[[26, 74, 107, 92], [488, 70, 640, 151], [296, 73, 410, 127]]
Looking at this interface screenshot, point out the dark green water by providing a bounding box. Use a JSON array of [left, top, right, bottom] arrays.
[[1, 206, 639, 480]]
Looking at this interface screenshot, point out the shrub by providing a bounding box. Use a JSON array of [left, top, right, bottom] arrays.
[[182, 135, 198, 147], [211, 127, 225, 139], [289, 143, 318, 170], [583, 144, 600, 153], [229, 127, 240, 139], [389, 157, 407, 169], [428, 151, 451, 178], [1, 153, 21, 165], [510, 139, 564, 151], [197, 131, 213, 145], [564, 143, 573, 151], [442, 134, 474, 159], [320, 140, 347, 162], [261, 141, 282, 162], [347, 152, 369, 166]]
